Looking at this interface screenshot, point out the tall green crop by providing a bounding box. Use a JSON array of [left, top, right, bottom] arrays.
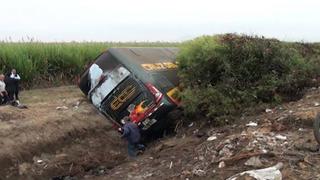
[[0, 41, 178, 88]]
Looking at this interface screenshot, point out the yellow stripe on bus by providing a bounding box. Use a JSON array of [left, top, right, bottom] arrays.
[[141, 62, 178, 71]]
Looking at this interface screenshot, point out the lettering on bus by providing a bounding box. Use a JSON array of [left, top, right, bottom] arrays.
[[141, 62, 178, 71], [110, 85, 136, 110]]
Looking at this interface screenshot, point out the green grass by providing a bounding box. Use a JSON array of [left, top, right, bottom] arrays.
[[0, 42, 178, 88]]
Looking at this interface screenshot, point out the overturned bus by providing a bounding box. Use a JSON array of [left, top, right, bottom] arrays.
[[79, 47, 180, 134]]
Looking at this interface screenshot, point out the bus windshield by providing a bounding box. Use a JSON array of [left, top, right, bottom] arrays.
[[88, 64, 130, 107]]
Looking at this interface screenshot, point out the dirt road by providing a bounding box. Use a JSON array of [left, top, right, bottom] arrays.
[[1, 86, 320, 179], [0, 86, 126, 179]]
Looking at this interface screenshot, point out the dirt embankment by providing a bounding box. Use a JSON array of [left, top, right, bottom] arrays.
[[93, 88, 320, 180], [0, 86, 126, 179], [1, 86, 320, 180]]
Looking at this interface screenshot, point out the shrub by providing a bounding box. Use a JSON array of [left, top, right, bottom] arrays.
[[177, 34, 320, 121]]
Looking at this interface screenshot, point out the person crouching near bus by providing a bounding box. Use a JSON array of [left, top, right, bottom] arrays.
[[119, 116, 145, 157], [0, 74, 9, 105]]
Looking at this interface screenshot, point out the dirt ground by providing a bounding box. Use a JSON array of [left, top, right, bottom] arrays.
[[0, 86, 126, 179], [1, 86, 320, 179], [93, 88, 320, 180]]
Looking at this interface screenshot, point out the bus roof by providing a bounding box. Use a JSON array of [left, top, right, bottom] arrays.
[[108, 47, 179, 66]]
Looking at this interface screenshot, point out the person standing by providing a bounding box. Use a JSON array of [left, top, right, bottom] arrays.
[[119, 116, 145, 157], [9, 69, 21, 102], [5, 72, 15, 102]]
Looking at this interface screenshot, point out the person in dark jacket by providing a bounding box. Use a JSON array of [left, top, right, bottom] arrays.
[[119, 116, 145, 157], [4, 72, 16, 102], [4, 69, 21, 102], [10, 69, 21, 101]]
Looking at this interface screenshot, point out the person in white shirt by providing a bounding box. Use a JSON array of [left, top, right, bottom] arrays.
[[0, 74, 9, 104], [8, 69, 21, 101]]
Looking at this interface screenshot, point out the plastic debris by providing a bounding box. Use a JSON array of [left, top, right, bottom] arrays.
[[74, 101, 80, 107], [169, 161, 173, 169], [192, 169, 206, 176], [218, 161, 226, 168], [314, 102, 320, 107], [275, 135, 287, 141], [207, 135, 217, 141], [227, 162, 283, 180], [265, 108, 272, 113], [245, 156, 263, 168], [56, 106, 68, 110], [219, 146, 233, 158], [188, 122, 194, 127], [246, 121, 258, 127]]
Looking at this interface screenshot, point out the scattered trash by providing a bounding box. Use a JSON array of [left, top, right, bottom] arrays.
[[245, 156, 263, 168], [56, 106, 68, 110], [207, 135, 217, 141], [218, 161, 226, 168], [265, 108, 272, 113], [314, 102, 320, 107], [275, 135, 287, 141], [169, 161, 173, 169], [192, 169, 206, 176], [277, 116, 285, 121], [74, 101, 80, 107], [188, 122, 194, 127], [72, 101, 80, 110], [227, 162, 283, 180], [219, 146, 233, 158], [289, 110, 293, 114], [246, 121, 258, 127]]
